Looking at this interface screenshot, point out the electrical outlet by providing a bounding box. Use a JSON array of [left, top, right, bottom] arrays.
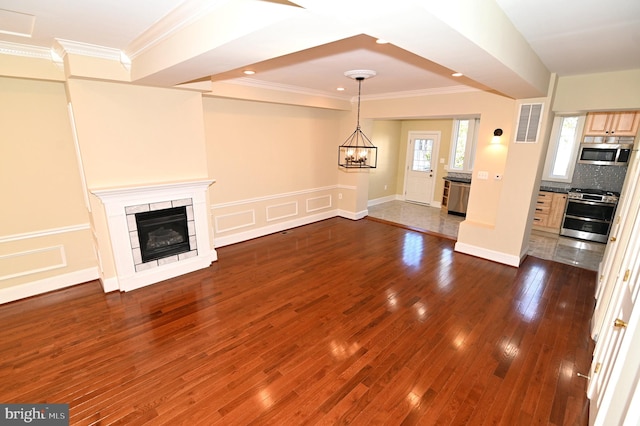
[[338, 193, 342, 199], [384, 185, 388, 190]]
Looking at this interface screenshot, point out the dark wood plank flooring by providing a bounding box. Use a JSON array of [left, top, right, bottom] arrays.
[[0, 217, 594, 425]]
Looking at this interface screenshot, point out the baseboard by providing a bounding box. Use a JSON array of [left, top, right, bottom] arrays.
[[454, 242, 523, 267], [337, 209, 368, 220], [100, 275, 119, 293], [368, 195, 400, 206], [0, 267, 99, 305]]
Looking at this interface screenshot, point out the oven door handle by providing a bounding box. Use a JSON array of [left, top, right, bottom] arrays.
[[567, 198, 613, 207], [564, 215, 611, 224]]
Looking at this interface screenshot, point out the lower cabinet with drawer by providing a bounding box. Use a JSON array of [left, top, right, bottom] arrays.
[[532, 191, 567, 233]]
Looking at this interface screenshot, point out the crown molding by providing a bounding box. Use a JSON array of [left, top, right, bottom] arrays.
[[226, 78, 479, 102], [0, 40, 51, 60], [126, 0, 228, 59], [361, 85, 481, 101], [52, 39, 131, 69], [53, 39, 121, 61], [224, 77, 351, 101]]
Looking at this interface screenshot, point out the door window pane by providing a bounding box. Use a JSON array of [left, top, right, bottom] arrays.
[[412, 138, 433, 171]]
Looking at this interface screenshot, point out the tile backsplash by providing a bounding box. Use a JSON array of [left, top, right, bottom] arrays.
[[541, 164, 628, 192], [570, 163, 628, 192]]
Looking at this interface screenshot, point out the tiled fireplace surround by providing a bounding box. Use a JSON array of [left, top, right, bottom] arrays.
[[92, 180, 217, 292]]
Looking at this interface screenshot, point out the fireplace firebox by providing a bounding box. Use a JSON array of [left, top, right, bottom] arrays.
[[135, 206, 190, 263]]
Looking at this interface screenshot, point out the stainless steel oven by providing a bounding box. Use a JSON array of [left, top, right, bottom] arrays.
[[560, 188, 619, 243]]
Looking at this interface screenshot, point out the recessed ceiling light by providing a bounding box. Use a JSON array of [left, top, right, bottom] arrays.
[[337, 87, 345, 91], [243, 70, 255, 75], [452, 72, 463, 77], [375, 39, 389, 44]]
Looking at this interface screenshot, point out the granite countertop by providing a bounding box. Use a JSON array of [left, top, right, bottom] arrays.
[[443, 176, 472, 184], [443, 176, 569, 193], [539, 186, 569, 194]]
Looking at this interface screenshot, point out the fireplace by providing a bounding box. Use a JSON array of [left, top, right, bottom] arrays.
[[91, 179, 216, 293], [135, 206, 191, 263]]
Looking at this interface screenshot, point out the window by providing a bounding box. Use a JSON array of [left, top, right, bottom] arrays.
[[449, 118, 479, 172], [542, 114, 585, 182]]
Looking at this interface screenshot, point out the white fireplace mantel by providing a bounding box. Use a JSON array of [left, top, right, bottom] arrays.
[[91, 179, 216, 292]]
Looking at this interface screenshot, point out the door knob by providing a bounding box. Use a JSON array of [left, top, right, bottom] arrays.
[[614, 318, 628, 328], [610, 236, 617, 242]]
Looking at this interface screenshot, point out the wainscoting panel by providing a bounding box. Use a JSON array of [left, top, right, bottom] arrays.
[[0, 245, 66, 281], [0, 224, 98, 303], [214, 210, 256, 234], [266, 201, 298, 222], [306, 194, 332, 213], [211, 186, 345, 248]]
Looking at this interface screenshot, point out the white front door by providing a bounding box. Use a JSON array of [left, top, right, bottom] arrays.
[[593, 150, 640, 340], [404, 132, 439, 204], [588, 230, 640, 425], [587, 150, 640, 425]]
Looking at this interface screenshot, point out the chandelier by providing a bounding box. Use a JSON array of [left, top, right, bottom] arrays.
[[338, 70, 377, 168]]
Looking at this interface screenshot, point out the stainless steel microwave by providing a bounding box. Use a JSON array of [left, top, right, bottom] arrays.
[[578, 143, 633, 166]]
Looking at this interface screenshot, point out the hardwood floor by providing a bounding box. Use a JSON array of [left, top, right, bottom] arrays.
[[0, 217, 594, 425]]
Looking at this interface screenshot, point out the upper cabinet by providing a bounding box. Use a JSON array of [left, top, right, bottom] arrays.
[[584, 111, 640, 138]]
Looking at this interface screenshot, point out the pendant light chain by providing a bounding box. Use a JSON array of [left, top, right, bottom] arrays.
[[356, 77, 362, 131]]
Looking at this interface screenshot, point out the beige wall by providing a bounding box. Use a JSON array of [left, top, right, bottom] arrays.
[[0, 77, 95, 291], [202, 96, 347, 246], [368, 120, 402, 200], [66, 79, 209, 188], [554, 69, 640, 112]]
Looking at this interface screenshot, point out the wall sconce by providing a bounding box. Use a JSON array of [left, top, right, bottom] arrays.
[[492, 128, 503, 144]]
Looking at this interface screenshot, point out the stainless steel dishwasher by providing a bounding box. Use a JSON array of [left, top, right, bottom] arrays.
[[447, 181, 470, 216]]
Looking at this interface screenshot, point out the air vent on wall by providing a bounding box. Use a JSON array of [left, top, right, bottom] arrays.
[[515, 103, 543, 143]]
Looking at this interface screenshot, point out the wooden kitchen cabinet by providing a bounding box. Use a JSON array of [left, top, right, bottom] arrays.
[[584, 111, 640, 137], [532, 191, 567, 233]]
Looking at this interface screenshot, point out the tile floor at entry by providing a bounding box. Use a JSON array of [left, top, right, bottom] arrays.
[[367, 200, 605, 271]]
